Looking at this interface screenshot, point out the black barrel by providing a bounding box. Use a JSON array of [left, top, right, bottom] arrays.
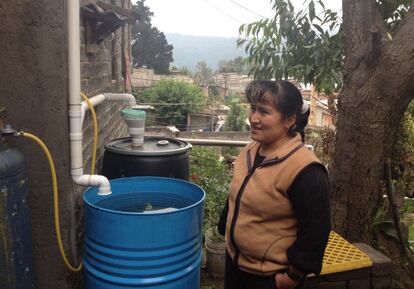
[[102, 136, 191, 180]]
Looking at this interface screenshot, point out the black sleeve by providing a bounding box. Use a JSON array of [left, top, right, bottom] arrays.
[[217, 196, 229, 236], [286, 163, 331, 275]]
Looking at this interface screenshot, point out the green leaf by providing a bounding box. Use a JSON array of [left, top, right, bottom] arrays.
[[287, 0, 294, 12], [318, 0, 325, 10], [309, 0, 316, 21], [313, 24, 324, 34], [378, 221, 400, 241]]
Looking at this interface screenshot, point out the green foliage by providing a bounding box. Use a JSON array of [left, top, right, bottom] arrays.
[[131, 0, 174, 74], [140, 79, 206, 129], [194, 61, 213, 84], [175, 66, 192, 76], [237, 0, 343, 95], [205, 85, 221, 104], [190, 147, 232, 232], [373, 200, 400, 243], [395, 101, 414, 252], [218, 56, 248, 74], [224, 97, 248, 131], [392, 100, 414, 199], [402, 198, 414, 251], [377, 0, 411, 33], [238, 0, 411, 95], [221, 146, 241, 163]]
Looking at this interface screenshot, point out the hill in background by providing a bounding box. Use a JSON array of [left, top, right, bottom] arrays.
[[165, 33, 247, 72]]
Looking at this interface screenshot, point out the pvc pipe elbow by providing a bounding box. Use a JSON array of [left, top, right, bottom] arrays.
[[104, 93, 136, 107], [94, 175, 111, 196], [72, 174, 112, 196]]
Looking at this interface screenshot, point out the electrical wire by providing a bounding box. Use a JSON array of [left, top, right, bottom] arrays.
[[139, 102, 205, 106], [227, 0, 266, 18], [202, 0, 244, 24]]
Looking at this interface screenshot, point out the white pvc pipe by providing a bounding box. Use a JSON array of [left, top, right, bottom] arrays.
[[178, 138, 315, 151], [81, 94, 106, 123], [73, 175, 111, 195], [68, 0, 111, 195], [104, 93, 136, 107], [81, 93, 136, 124], [178, 138, 249, 147]]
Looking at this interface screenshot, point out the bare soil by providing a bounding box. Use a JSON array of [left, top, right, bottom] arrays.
[[200, 267, 224, 289]]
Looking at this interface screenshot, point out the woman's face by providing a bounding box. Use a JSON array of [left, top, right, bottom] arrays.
[[249, 97, 296, 146]]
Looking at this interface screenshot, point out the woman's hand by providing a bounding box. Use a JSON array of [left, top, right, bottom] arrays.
[[275, 272, 298, 289]]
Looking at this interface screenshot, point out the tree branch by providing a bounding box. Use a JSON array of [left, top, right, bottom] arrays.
[[342, 0, 385, 89], [380, 2, 414, 114], [384, 159, 414, 269]]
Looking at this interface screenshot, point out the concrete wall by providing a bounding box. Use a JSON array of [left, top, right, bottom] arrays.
[[131, 67, 194, 89], [0, 1, 131, 288], [213, 73, 252, 96], [187, 114, 214, 132]]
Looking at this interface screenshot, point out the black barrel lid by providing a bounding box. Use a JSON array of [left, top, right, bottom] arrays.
[[105, 136, 191, 156]]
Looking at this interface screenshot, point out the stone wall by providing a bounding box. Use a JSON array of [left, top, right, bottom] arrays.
[[0, 1, 131, 288], [131, 67, 194, 89]]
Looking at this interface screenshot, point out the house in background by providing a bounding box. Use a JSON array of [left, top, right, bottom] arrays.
[[213, 73, 253, 97], [131, 67, 194, 90], [187, 104, 230, 132], [305, 87, 335, 127]]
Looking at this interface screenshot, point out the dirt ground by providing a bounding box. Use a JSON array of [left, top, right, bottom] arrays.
[[200, 246, 225, 289], [200, 267, 224, 289]]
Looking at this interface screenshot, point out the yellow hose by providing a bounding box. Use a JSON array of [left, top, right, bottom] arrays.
[[81, 92, 98, 175], [20, 93, 98, 272], [21, 132, 83, 272]]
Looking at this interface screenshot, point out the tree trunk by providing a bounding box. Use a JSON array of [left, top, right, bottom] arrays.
[[330, 0, 414, 242]]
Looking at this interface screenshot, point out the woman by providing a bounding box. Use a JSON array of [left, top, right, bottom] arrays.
[[218, 80, 331, 289]]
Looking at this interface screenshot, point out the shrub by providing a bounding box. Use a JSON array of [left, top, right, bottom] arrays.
[[140, 79, 206, 130], [189, 147, 232, 233]]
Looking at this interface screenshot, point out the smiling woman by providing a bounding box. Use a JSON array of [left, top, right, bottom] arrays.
[[218, 80, 331, 289], [247, 81, 302, 155]]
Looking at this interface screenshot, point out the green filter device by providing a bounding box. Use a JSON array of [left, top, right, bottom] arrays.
[[121, 109, 146, 147]]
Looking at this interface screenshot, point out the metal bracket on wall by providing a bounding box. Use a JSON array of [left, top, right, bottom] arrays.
[[81, 1, 139, 53]]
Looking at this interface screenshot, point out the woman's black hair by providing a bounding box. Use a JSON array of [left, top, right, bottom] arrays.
[[245, 80, 310, 139]]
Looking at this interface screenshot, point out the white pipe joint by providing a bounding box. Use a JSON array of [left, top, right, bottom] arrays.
[[80, 94, 105, 122], [68, 0, 112, 196], [73, 175, 112, 196], [104, 93, 136, 107], [81, 93, 137, 124]]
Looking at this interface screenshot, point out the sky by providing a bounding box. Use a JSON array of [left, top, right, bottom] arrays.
[[142, 0, 342, 38]]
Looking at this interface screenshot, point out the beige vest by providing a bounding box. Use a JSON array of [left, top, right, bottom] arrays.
[[225, 134, 322, 275]]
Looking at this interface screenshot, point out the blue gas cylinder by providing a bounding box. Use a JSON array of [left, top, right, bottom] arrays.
[[0, 136, 35, 288]]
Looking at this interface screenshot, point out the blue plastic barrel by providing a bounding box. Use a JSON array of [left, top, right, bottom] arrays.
[[83, 177, 205, 289]]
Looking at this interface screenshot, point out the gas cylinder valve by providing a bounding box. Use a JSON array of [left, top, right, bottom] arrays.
[[1, 124, 19, 137]]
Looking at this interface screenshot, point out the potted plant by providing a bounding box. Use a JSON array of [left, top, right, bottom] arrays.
[[204, 226, 226, 277], [190, 147, 233, 277]]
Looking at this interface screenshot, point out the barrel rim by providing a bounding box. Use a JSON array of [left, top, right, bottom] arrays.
[[104, 136, 191, 156], [83, 176, 205, 216]]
